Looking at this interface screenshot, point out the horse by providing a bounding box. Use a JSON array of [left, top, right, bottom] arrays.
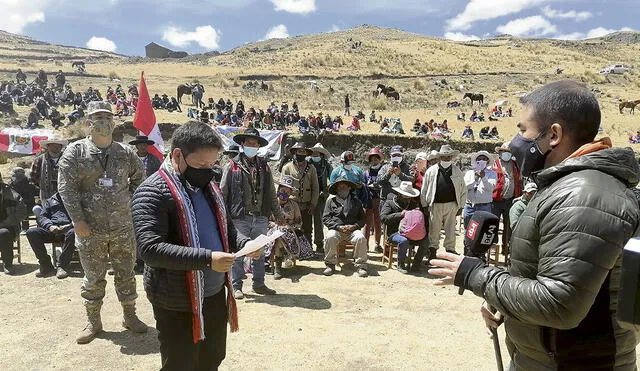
[[447, 101, 460, 108], [464, 93, 484, 105], [261, 81, 269, 91], [619, 100, 640, 114], [385, 91, 400, 100], [177, 84, 193, 104]]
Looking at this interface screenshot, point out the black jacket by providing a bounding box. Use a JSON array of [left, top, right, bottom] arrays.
[[380, 194, 421, 236], [322, 194, 365, 230], [376, 162, 413, 200], [456, 148, 640, 370], [132, 172, 249, 312], [37, 193, 71, 230]]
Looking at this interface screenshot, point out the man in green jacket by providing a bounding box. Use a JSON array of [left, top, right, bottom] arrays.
[[508, 182, 537, 230], [430, 80, 640, 370]]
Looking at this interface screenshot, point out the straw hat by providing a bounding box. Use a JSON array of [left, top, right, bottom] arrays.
[[392, 181, 420, 197], [40, 135, 68, 147], [309, 143, 331, 158], [438, 144, 460, 157], [471, 150, 494, 163]]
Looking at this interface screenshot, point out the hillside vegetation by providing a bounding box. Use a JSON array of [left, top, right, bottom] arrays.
[[0, 25, 639, 150]]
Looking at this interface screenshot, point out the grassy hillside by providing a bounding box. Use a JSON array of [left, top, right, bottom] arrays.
[[0, 25, 639, 152]]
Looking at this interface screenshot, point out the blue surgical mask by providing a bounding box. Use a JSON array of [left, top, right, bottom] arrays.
[[243, 146, 259, 158], [310, 156, 321, 162]]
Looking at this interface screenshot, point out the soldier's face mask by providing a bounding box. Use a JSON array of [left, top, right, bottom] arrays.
[[88, 116, 115, 137]]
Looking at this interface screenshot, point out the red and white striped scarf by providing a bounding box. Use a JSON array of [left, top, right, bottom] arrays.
[[158, 159, 239, 343]]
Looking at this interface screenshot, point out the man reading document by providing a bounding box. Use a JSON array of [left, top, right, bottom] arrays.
[[430, 81, 640, 370], [131, 121, 262, 371]]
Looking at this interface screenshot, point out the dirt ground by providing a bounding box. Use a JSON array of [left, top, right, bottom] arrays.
[[2, 231, 639, 371]]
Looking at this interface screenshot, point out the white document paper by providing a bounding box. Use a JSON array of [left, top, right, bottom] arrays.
[[234, 230, 284, 257]]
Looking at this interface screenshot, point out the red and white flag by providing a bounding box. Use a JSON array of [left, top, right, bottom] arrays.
[[133, 72, 165, 160], [0, 128, 50, 154]]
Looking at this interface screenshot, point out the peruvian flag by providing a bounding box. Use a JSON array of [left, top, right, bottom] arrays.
[[133, 72, 165, 160]]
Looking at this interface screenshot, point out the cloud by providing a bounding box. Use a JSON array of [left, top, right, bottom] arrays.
[[444, 32, 480, 41], [495, 16, 558, 37], [0, 0, 52, 33], [269, 0, 316, 14], [554, 27, 635, 40], [584, 26, 634, 39], [329, 24, 341, 33], [264, 24, 289, 40], [541, 6, 592, 22], [86, 36, 117, 52], [162, 25, 221, 50], [447, 0, 553, 31]]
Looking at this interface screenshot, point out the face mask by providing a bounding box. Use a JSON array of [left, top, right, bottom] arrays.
[[181, 164, 214, 188], [509, 132, 549, 177], [337, 189, 350, 199], [370, 164, 381, 170], [277, 192, 290, 201], [500, 152, 512, 162], [390, 156, 403, 164], [89, 118, 115, 137], [473, 160, 488, 172], [310, 156, 321, 162], [295, 154, 308, 163], [440, 161, 452, 169], [243, 146, 259, 158], [343, 164, 352, 170]]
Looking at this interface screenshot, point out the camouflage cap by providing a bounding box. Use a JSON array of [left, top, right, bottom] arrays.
[[87, 101, 113, 116]]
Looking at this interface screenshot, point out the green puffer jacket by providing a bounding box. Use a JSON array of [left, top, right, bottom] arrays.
[[457, 147, 640, 370]]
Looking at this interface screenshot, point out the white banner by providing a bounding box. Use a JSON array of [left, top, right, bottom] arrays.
[[212, 126, 285, 161], [0, 128, 54, 154]]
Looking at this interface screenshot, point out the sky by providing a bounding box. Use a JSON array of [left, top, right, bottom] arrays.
[[3, 0, 639, 56]]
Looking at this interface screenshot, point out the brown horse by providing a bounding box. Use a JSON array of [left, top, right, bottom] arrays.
[[619, 100, 640, 114], [177, 84, 192, 104], [464, 93, 484, 105]]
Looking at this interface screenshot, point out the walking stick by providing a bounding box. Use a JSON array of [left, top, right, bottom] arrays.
[[489, 304, 504, 371], [490, 327, 504, 371]]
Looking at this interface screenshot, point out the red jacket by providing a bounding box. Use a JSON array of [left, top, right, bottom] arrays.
[[492, 159, 522, 201]]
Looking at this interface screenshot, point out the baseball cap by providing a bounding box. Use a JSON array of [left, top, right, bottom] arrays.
[[87, 101, 113, 116], [524, 183, 538, 193], [415, 152, 428, 161], [390, 145, 404, 155], [341, 151, 355, 164]]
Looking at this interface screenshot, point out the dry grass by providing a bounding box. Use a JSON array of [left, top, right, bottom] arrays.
[[0, 25, 638, 150]]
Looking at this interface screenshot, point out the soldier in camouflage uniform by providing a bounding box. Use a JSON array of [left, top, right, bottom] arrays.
[[58, 101, 148, 344]]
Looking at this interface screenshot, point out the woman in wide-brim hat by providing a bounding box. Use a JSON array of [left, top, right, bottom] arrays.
[[328, 178, 357, 195], [310, 143, 331, 159], [233, 127, 268, 147], [266, 175, 314, 279]]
